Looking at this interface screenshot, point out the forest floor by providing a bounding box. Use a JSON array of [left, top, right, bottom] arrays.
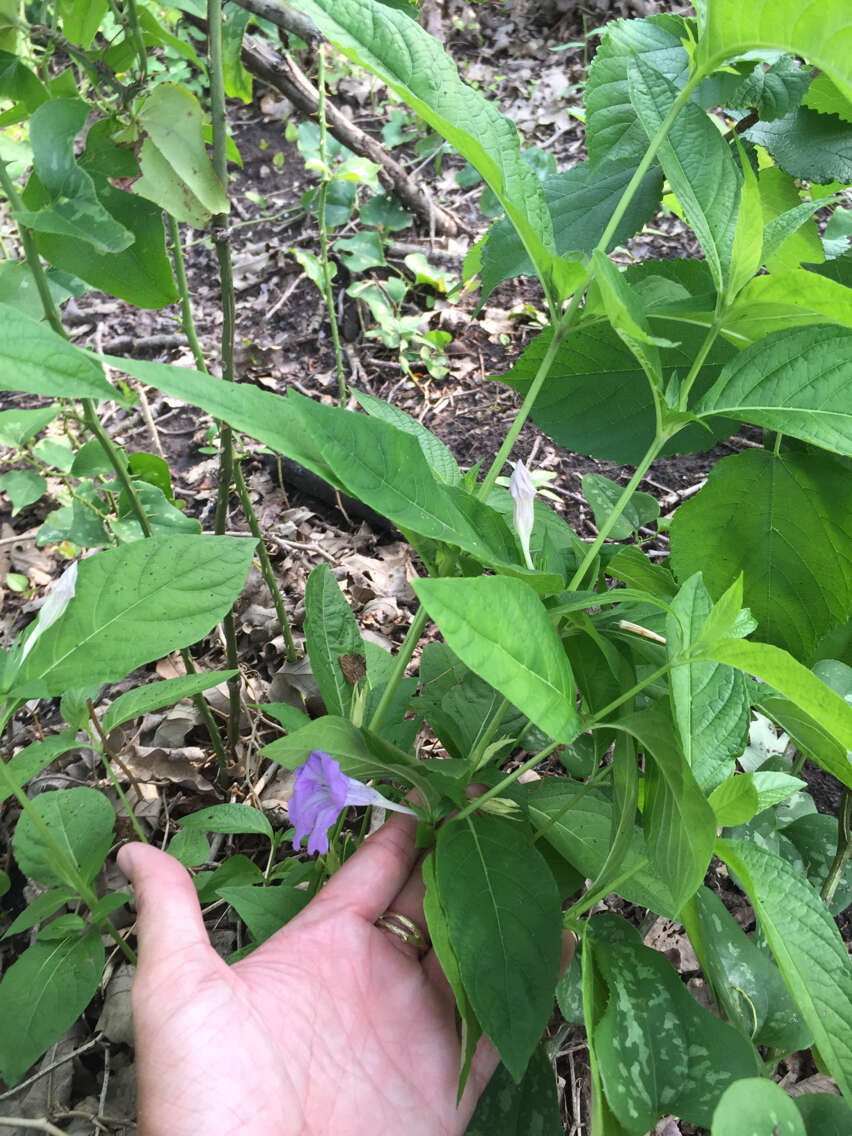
[[0, 3, 847, 1133]]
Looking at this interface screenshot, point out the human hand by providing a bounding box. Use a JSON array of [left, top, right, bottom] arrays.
[[118, 813, 499, 1136]]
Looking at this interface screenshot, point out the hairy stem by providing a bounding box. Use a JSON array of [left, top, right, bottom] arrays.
[[451, 740, 561, 825], [316, 43, 346, 404], [367, 606, 429, 733], [822, 789, 852, 907], [167, 214, 207, 372], [123, 0, 147, 78]]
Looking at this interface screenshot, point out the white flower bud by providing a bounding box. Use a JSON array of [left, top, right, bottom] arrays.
[[509, 460, 536, 570]]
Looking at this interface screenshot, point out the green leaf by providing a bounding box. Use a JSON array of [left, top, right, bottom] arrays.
[[758, 692, 849, 795], [194, 854, 264, 903], [708, 771, 806, 826], [353, 389, 461, 485], [716, 838, 852, 1096], [2, 886, 76, 940], [589, 249, 677, 383], [168, 826, 209, 868], [0, 49, 49, 112], [102, 671, 237, 733], [497, 321, 735, 465], [607, 546, 677, 598], [58, 0, 107, 47], [218, 883, 309, 944], [796, 1093, 852, 1135], [13, 787, 115, 887], [222, 6, 253, 102], [14, 535, 255, 700], [0, 930, 104, 1086], [759, 168, 825, 273], [728, 139, 764, 299], [696, 324, 852, 453], [614, 707, 717, 914], [666, 573, 750, 792], [135, 83, 229, 228], [465, 1046, 562, 1136], [413, 576, 581, 744], [304, 563, 365, 719], [581, 473, 660, 541], [725, 270, 852, 342], [711, 1078, 806, 1136], [588, 913, 760, 1134], [0, 304, 120, 402], [0, 404, 58, 449], [692, 886, 811, 1051], [436, 813, 562, 1080], [584, 15, 690, 169], [15, 100, 133, 253], [294, 0, 556, 298], [727, 56, 811, 121], [670, 450, 852, 662], [178, 803, 273, 841], [526, 779, 678, 917], [745, 107, 852, 185], [803, 75, 852, 123], [478, 160, 663, 299], [628, 54, 742, 293], [0, 469, 46, 516], [695, 0, 852, 103], [1, 730, 80, 806]]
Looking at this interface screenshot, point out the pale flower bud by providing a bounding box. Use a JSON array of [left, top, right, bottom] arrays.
[[20, 561, 79, 663], [509, 460, 536, 570]]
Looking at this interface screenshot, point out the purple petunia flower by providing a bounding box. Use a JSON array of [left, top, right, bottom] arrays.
[[289, 750, 416, 856]]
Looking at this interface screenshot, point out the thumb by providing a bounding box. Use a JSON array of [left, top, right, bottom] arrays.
[[118, 842, 210, 961]]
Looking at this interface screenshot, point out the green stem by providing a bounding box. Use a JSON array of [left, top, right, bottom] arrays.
[[233, 462, 298, 661], [179, 648, 230, 773], [81, 401, 153, 536], [466, 699, 511, 773], [821, 789, 852, 907], [123, 0, 147, 78], [587, 660, 673, 725], [316, 43, 346, 404], [594, 73, 701, 258], [451, 741, 561, 825], [677, 313, 725, 411], [368, 606, 429, 733], [167, 214, 207, 372], [567, 434, 667, 591]]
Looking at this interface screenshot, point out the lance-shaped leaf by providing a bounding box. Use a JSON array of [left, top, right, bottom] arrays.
[[695, 324, 852, 454], [0, 304, 121, 402], [717, 838, 852, 1096], [294, 0, 556, 296], [15, 99, 133, 252], [695, 0, 852, 104], [413, 575, 581, 744], [304, 563, 365, 719], [670, 449, 852, 662], [628, 55, 742, 294], [12, 535, 255, 700], [725, 270, 852, 342], [436, 813, 562, 1081], [135, 83, 229, 228], [102, 671, 238, 733]]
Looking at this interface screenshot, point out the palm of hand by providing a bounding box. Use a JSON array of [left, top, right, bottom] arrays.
[[120, 818, 495, 1136]]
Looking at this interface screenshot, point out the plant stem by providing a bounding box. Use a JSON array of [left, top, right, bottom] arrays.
[[233, 462, 298, 661], [367, 606, 429, 733], [466, 698, 511, 772], [587, 660, 672, 725], [87, 701, 148, 844], [207, 0, 242, 760], [567, 434, 666, 591], [821, 789, 852, 907], [677, 313, 724, 410], [123, 0, 147, 78], [451, 740, 561, 824], [316, 43, 346, 404], [167, 214, 207, 372]]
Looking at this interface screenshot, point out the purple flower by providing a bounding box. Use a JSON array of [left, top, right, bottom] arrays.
[[289, 750, 416, 856]]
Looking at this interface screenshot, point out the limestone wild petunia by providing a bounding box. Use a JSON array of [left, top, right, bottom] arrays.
[[509, 459, 536, 570], [289, 750, 417, 855]]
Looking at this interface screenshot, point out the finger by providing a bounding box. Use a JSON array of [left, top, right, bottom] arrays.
[[118, 842, 210, 960], [313, 810, 420, 922], [373, 867, 429, 960]]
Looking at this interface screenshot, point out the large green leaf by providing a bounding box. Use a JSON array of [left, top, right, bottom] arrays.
[[413, 576, 581, 745], [525, 779, 678, 917], [436, 813, 562, 1081], [15, 100, 133, 252], [135, 83, 229, 228], [496, 320, 735, 464], [628, 54, 742, 293], [724, 270, 852, 342], [696, 324, 852, 453], [711, 1079, 806, 1136], [0, 930, 105, 1086], [13, 535, 255, 699], [666, 573, 750, 791], [465, 1046, 562, 1136], [670, 449, 852, 661], [726, 56, 812, 121], [0, 304, 121, 401], [584, 15, 691, 168], [102, 671, 237, 732], [759, 167, 824, 273], [614, 707, 717, 914], [698, 639, 852, 778], [294, 0, 556, 296], [304, 563, 364, 719], [717, 838, 852, 1096], [1, 729, 79, 806], [696, 0, 852, 103], [13, 787, 114, 888], [691, 886, 811, 1051], [478, 160, 663, 299], [217, 883, 309, 944], [58, 0, 108, 47], [353, 389, 460, 485], [745, 109, 852, 186], [588, 913, 760, 1134]]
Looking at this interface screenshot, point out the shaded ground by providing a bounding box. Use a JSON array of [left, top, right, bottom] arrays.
[[1, 4, 848, 1134]]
